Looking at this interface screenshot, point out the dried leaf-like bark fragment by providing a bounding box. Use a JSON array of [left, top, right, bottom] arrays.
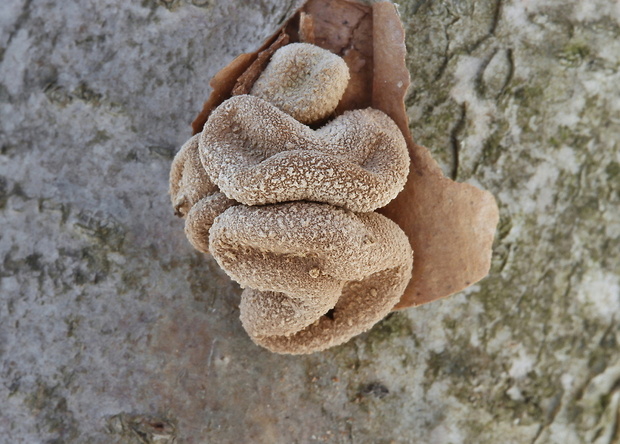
[[190, 0, 499, 309]]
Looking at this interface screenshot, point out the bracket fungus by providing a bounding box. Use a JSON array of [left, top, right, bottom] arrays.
[[250, 43, 350, 124], [169, 134, 235, 254], [210, 203, 412, 354], [170, 0, 499, 354], [200, 93, 409, 212]]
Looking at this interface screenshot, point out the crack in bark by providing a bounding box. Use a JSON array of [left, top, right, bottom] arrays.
[[467, 0, 503, 54], [489, 0, 503, 37], [530, 424, 544, 444], [432, 16, 460, 82], [501, 47, 515, 95], [450, 103, 467, 180]]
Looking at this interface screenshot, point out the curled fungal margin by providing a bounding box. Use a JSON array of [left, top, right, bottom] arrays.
[[199, 95, 409, 213], [250, 42, 350, 124], [209, 202, 413, 355], [169, 134, 217, 218]]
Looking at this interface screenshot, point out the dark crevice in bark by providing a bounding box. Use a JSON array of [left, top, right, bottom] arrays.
[[450, 103, 467, 180]]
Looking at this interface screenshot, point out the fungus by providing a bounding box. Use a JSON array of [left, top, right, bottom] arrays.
[[169, 134, 217, 218], [250, 43, 350, 124], [199, 94, 409, 212], [172, 40, 413, 353], [169, 134, 235, 253], [209, 202, 412, 354], [170, 0, 499, 353]]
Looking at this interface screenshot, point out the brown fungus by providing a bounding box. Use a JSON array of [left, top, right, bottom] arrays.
[[199, 94, 409, 212], [209, 202, 412, 354], [170, 0, 500, 353], [173, 40, 413, 354], [250, 43, 350, 124], [189, 0, 499, 310]]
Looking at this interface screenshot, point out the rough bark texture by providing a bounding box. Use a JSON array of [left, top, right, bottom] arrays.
[[1, 0, 619, 443]]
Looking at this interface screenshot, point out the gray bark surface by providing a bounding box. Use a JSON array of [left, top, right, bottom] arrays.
[[1, 0, 618, 443]]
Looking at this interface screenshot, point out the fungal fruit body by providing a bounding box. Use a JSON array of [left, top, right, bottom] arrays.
[[169, 134, 235, 254], [200, 94, 409, 212], [249, 43, 350, 124], [170, 43, 413, 354]]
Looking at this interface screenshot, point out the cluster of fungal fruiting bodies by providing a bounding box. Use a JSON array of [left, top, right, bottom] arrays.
[[170, 43, 413, 354]]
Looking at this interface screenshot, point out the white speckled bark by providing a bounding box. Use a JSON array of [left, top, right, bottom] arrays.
[[1, 0, 619, 443]]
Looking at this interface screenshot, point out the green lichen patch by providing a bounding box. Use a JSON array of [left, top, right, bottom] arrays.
[[365, 312, 415, 346], [24, 380, 79, 442], [75, 246, 113, 284], [73, 210, 126, 253], [3, 250, 44, 280], [64, 315, 81, 338], [357, 381, 390, 400], [106, 412, 177, 444], [558, 42, 591, 67], [425, 340, 499, 385], [72, 82, 103, 105], [605, 161, 620, 181], [44, 82, 74, 107], [147, 144, 177, 160], [0, 143, 18, 156]]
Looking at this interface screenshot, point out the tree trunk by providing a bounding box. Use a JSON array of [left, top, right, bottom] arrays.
[[1, 0, 618, 442]]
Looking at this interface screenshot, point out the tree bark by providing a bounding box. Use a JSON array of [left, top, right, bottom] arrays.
[[1, 0, 618, 442]]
